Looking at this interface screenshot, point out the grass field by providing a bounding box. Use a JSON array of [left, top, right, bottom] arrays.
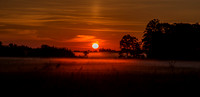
[[1, 57, 200, 96]]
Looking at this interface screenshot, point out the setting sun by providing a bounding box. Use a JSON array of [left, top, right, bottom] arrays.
[[92, 43, 99, 49]]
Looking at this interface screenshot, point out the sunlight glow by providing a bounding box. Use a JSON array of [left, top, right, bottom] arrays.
[[92, 43, 99, 49]]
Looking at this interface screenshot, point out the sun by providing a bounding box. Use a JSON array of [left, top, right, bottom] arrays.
[[92, 43, 99, 49]]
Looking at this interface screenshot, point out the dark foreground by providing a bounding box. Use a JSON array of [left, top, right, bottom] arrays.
[[1, 58, 200, 96]]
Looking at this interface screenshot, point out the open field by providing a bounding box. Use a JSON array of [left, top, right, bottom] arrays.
[[1, 57, 200, 96]]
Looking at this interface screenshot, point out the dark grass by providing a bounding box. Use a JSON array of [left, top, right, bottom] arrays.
[[1, 58, 200, 96], [1, 70, 200, 96]]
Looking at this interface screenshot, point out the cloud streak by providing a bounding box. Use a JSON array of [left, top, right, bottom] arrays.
[[66, 35, 105, 43]]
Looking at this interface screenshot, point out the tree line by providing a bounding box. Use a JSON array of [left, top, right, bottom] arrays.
[[0, 42, 75, 58], [1, 19, 200, 59], [120, 19, 200, 60]]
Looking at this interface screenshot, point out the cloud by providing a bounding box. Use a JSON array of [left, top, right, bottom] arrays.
[[0, 28, 52, 41], [66, 35, 105, 43]]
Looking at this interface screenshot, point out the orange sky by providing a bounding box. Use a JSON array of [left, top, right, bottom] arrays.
[[0, 0, 200, 50]]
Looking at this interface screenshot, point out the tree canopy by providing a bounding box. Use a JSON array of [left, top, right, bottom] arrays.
[[120, 34, 141, 57], [142, 19, 200, 60]]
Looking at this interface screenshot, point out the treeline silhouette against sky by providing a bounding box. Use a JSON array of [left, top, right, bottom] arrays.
[[142, 19, 200, 60], [1, 19, 200, 60], [0, 42, 75, 57], [119, 19, 200, 60]]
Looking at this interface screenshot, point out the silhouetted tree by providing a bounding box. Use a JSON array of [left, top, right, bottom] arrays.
[[83, 51, 89, 57], [0, 41, 2, 47], [120, 34, 140, 57], [9, 43, 14, 48], [130, 41, 141, 57], [99, 48, 117, 52], [142, 19, 200, 60], [142, 19, 160, 58], [0, 41, 2, 56]]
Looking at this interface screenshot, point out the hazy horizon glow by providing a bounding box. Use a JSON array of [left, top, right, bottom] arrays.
[[0, 0, 200, 50]]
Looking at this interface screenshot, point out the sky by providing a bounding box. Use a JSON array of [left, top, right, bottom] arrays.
[[0, 0, 200, 50]]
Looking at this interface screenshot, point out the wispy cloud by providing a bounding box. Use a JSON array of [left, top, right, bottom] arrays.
[[66, 35, 105, 43]]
